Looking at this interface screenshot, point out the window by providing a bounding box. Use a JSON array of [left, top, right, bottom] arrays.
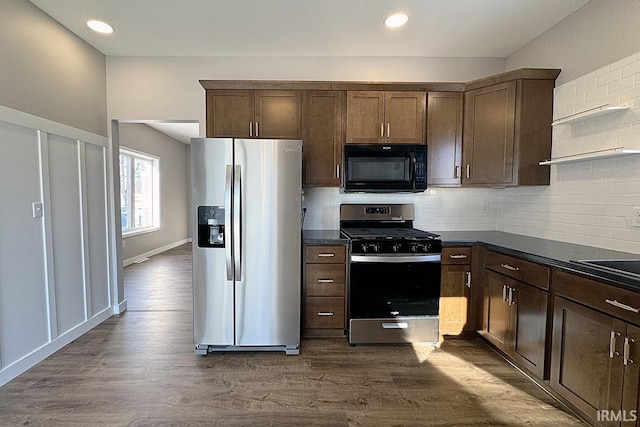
[[119, 148, 160, 235]]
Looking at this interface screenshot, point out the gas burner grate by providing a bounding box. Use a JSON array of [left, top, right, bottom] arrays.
[[341, 227, 440, 240]]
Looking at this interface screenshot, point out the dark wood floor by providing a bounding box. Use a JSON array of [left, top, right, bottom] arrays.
[[0, 244, 586, 426]]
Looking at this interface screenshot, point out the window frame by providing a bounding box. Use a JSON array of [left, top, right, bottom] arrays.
[[119, 147, 161, 237]]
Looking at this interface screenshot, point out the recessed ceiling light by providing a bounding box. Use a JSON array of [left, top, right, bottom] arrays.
[[384, 13, 409, 28], [87, 20, 114, 34]]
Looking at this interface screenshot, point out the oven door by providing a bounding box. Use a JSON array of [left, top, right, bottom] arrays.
[[348, 254, 441, 344], [349, 254, 440, 318]]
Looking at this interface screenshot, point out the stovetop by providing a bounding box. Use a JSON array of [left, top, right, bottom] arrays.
[[341, 226, 441, 255], [341, 227, 440, 241]]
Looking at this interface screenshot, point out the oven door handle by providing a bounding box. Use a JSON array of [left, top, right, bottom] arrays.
[[351, 254, 441, 263]]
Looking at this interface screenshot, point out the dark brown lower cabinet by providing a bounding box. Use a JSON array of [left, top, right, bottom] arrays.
[[303, 244, 347, 337], [551, 296, 640, 426], [482, 270, 548, 379], [440, 247, 475, 336]]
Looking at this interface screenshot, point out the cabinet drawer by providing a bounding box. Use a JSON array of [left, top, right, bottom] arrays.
[[553, 269, 640, 326], [305, 245, 346, 263], [305, 297, 345, 329], [442, 247, 472, 265], [485, 251, 550, 290], [306, 264, 346, 296]]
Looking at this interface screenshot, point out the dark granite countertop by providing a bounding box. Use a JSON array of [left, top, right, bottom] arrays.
[[302, 229, 349, 245], [436, 231, 640, 291], [302, 229, 640, 291]]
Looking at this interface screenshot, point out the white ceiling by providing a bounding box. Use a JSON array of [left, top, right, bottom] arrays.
[[144, 122, 199, 144], [29, 0, 589, 58], [29, 0, 589, 143]]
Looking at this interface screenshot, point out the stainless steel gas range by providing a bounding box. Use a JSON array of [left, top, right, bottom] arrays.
[[340, 204, 442, 345]]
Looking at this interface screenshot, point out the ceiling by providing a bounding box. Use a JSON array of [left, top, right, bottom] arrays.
[[144, 122, 199, 144], [29, 0, 589, 143], [29, 0, 589, 58]]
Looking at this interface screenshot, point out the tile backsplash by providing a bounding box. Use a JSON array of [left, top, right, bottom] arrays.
[[498, 51, 640, 254], [304, 51, 640, 255]]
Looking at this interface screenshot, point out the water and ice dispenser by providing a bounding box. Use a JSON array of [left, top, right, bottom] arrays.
[[197, 206, 225, 248]]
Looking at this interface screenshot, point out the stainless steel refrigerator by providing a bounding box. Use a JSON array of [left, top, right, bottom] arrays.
[[191, 138, 302, 356]]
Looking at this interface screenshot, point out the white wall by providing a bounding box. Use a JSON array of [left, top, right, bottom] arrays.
[[497, 51, 640, 254], [106, 56, 506, 135], [118, 123, 190, 264], [0, 0, 107, 136], [506, 0, 640, 86], [0, 107, 116, 387]]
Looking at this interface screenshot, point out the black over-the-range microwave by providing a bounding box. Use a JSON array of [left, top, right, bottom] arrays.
[[343, 144, 427, 193]]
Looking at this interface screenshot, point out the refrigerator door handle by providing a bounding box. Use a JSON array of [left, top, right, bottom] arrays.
[[225, 165, 234, 281], [233, 164, 242, 280]]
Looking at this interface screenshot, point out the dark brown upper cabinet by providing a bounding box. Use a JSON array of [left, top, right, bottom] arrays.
[[206, 89, 301, 139], [302, 91, 344, 187], [346, 91, 426, 144], [462, 70, 558, 187], [427, 92, 463, 186]]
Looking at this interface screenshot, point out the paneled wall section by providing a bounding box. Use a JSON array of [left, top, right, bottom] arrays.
[[0, 107, 116, 386]]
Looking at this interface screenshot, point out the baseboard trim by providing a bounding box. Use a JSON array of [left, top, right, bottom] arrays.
[[123, 238, 191, 267], [113, 299, 128, 315], [0, 307, 114, 387]]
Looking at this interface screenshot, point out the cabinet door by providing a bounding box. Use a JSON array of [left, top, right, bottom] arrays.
[[440, 264, 472, 335], [462, 81, 516, 185], [551, 297, 624, 425], [254, 90, 301, 139], [622, 325, 640, 427], [427, 92, 463, 186], [346, 91, 385, 143], [509, 280, 547, 379], [302, 91, 344, 187], [385, 91, 425, 144], [483, 270, 510, 350], [206, 90, 254, 138]]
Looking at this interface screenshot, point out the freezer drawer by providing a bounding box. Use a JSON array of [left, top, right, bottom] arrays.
[[349, 316, 439, 344]]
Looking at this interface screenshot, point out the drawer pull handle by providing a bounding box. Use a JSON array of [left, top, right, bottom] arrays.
[[317, 279, 334, 283], [449, 254, 468, 259], [624, 337, 635, 366], [317, 312, 334, 316], [317, 253, 335, 257], [501, 263, 520, 272], [605, 299, 640, 313], [382, 322, 408, 329]]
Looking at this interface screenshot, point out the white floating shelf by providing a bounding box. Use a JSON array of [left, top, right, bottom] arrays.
[[552, 102, 631, 126], [539, 147, 640, 165]]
